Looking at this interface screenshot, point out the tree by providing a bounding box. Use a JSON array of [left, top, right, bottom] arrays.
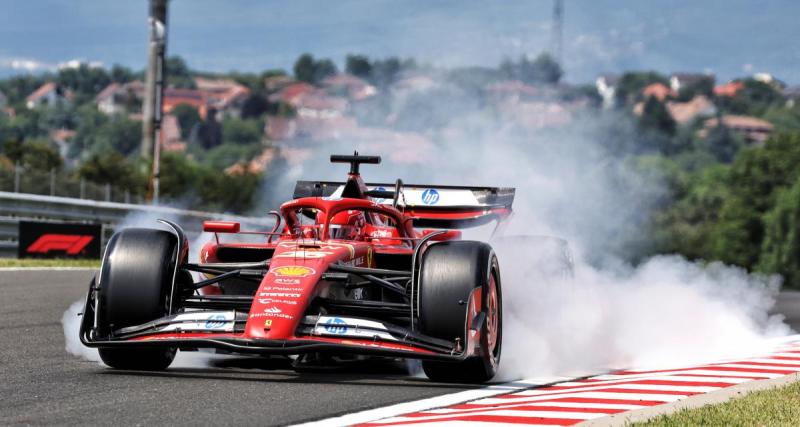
[[676, 76, 714, 102], [78, 152, 146, 193], [159, 152, 199, 199], [759, 177, 800, 287], [709, 133, 800, 268], [171, 103, 201, 140], [345, 54, 372, 79], [222, 118, 262, 145], [190, 109, 222, 149], [293, 54, 338, 85], [21, 138, 62, 171], [313, 58, 337, 83], [166, 56, 195, 89], [57, 64, 111, 104], [293, 54, 316, 84], [240, 93, 270, 119], [110, 64, 136, 83], [639, 96, 676, 137]]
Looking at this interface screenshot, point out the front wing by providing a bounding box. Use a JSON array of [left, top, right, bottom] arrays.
[[79, 293, 474, 362]]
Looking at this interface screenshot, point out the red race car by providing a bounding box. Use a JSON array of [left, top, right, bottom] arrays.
[[79, 153, 514, 382]]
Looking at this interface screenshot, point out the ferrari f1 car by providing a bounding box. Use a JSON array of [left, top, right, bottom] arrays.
[[79, 153, 514, 382]]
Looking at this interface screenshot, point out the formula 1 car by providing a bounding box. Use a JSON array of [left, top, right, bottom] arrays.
[[79, 153, 514, 382]]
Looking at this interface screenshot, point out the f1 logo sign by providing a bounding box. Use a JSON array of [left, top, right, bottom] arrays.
[[18, 221, 102, 259], [27, 234, 94, 255]]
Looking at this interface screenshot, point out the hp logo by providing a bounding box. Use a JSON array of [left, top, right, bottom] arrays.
[[421, 189, 440, 205]]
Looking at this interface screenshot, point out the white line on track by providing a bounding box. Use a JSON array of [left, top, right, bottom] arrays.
[[0, 267, 97, 271]]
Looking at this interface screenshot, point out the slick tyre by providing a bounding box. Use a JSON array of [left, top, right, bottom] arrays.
[[418, 241, 502, 383], [97, 228, 178, 370]]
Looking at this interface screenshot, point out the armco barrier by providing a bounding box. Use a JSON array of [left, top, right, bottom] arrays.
[[0, 191, 275, 258]]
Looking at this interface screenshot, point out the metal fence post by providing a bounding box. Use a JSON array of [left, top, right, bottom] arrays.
[[50, 168, 56, 196], [13, 161, 20, 193], [80, 179, 85, 199], [125, 190, 130, 204], [105, 184, 111, 201]]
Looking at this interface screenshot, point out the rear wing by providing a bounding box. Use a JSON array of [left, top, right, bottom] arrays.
[[293, 181, 515, 228]]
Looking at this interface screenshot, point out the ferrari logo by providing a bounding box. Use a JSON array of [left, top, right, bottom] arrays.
[[264, 319, 273, 330], [271, 266, 316, 277]]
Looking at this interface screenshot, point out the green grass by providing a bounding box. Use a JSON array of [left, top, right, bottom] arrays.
[[637, 380, 800, 426], [0, 258, 100, 268]]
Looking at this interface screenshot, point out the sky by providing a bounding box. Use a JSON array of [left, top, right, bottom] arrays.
[[0, 0, 798, 84]]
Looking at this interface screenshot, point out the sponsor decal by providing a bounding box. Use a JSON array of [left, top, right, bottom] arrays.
[[323, 317, 348, 335], [274, 278, 301, 285], [367, 247, 374, 267], [262, 286, 303, 292], [263, 306, 282, 313], [258, 298, 298, 305], [340, 256, 366, 267], [260, 292, 301, 298], [271, 266, 316, 277], [370, 229, 393, 238], [421, 188, 440, 205], [249, 312, 294, 320], [274, 250, 333, 259], [205, 314, 227, 329]]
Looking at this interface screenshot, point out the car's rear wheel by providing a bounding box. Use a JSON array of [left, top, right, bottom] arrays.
[[418, 241, 502, 383], [96, 228, 178, 370]]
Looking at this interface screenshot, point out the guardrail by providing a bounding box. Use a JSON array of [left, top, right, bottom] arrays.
[[0, 191, 275, 258]]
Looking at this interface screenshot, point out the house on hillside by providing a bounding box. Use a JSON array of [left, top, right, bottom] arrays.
[[486, 80, 539, 104], [264, 75, 294, 92], [95, 80, 145, 115], [322, 74, 377, 101], [642, 82, 673, 101], [295, 93, 348, 120], [26, 82, 72, 109], [667, 96, 716, 125], [714, 81, 744, 97], [163, 88, 207, 118], [703, 115, 774, 145], [595, 74, 620, 109], [268, 82, 315, 107], [669, 73, 714, 93], [194, 77, 250, 118]]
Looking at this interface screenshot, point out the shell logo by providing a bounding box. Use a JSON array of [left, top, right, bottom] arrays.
[[271, 266, 316, 277]]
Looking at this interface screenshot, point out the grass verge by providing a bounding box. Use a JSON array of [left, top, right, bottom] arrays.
[[637, 380, 800, 426], [0, 258, 100, 268]]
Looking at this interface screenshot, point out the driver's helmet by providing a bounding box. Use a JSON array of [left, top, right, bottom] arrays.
[[328, 210, 366, 240]]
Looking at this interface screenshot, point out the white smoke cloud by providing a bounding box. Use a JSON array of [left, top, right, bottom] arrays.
[[273, 87, 791, 380]]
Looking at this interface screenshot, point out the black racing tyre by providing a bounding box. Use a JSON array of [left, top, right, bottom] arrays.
[[97, 228, 178, 370], [418, 241, 502, 383]]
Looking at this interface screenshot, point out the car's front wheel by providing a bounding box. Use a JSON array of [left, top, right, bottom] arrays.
[[96, 228, 178, 370], [417, 241, 502, 383]]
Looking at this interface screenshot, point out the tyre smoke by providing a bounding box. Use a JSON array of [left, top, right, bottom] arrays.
[[275, 106, 792, 380]]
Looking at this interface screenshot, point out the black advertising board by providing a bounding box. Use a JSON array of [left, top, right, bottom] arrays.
[[18, 221, 102, 259]]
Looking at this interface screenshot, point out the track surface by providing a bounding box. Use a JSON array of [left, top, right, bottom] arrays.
[[1, 270, 799, 426]]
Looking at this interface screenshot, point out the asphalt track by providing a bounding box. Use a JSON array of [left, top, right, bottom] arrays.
[[2, 269, 799, 426]]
